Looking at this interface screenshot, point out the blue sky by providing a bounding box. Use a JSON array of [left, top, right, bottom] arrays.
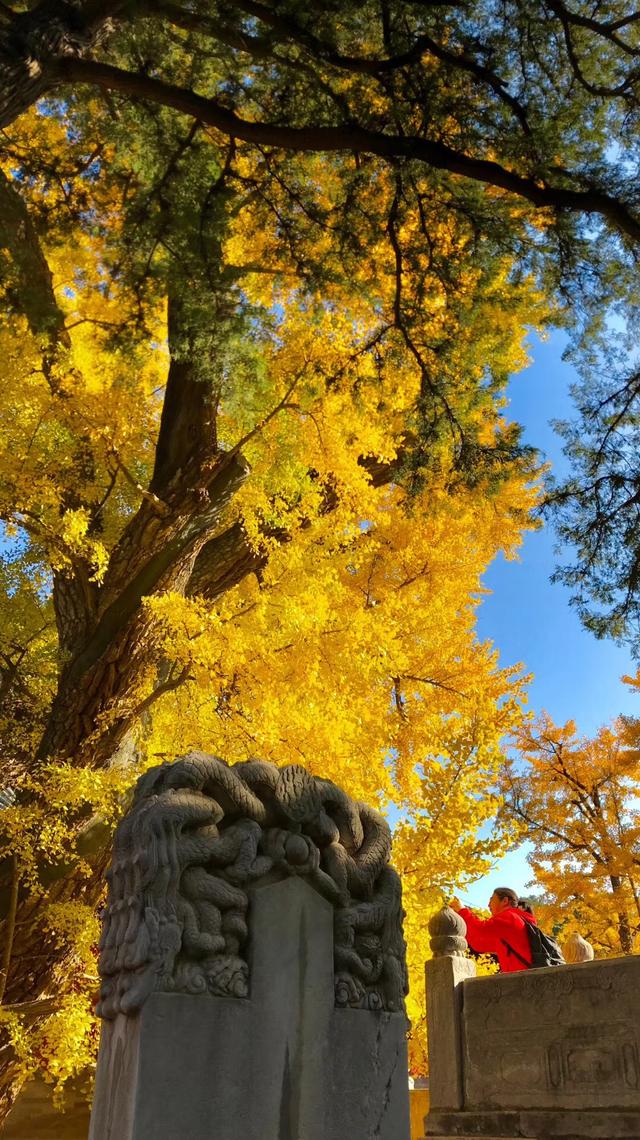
[[463, 331, 639, 907]]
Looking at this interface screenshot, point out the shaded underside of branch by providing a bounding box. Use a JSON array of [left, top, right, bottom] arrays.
[[0, 166, 68, 350]]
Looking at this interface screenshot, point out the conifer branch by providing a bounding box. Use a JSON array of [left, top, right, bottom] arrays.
[[57, 57, 640, 244]]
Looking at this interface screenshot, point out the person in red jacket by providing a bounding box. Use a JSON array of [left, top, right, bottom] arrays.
[[450, 887, 537, 973]]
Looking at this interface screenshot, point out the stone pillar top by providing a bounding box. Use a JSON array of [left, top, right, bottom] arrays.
[[563, 930, 595, 963], [428, 906, 468, 958], [95, 753, 408, 1019]]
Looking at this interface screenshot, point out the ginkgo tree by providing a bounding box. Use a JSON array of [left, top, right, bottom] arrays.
[[502, 705, 640, 956], [3, 0, 639, 1114], [0, 65, 549, 1107]]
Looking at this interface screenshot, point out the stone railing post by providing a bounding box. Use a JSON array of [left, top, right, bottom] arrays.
[[425, 906, 476, 1112]]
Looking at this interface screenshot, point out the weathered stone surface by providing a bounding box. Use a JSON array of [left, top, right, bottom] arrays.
[[423, 907, 640, 1140], [519, 1109, 640, 1137], [92, 876, 330, 1140], [88, 1012, 142, 1140], [90, 869, 410, 1140], [90, 758, 411, 1140], [424, 1107, 640, 1138], [330, 1007, 410, 1138], [462, 957, 640, 1112], [425, 954, 476, 1111], [427, 1107, 518, 1139], [97, 753, 407, 1019], [7, 1081, 424, 1140]]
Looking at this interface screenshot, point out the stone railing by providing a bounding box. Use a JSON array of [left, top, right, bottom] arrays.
[[422, 907, 640, 1139]]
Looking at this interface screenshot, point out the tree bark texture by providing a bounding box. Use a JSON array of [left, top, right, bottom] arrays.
[[609, 874, 633, 954], [38, 451, 250, 763], [0, 0, 122, 128]]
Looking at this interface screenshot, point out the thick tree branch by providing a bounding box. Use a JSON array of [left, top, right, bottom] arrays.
[[56, 57, 640, 243], [0, 0, 125, 127], [36, 446, 249, 764], [186, 519, 265, 602], [545, 0, 640, 57], [69, 453, 250, 684], [155, 2, 282, 60], [0, 167, 68, 355], [549, 0, 637, 98], [151, 291, 219, 495], [186, 450, 405, 602]]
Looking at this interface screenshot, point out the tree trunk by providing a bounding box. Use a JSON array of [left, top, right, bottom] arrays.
[[610, 874, 633, 954], [0, 138, 408, 1111], [0, 452, 248, 1117], [0, 441, 408, 1117], [0, 0, 122, 130], [38, 452, 249, 764], [0, 849, 112, 1121]]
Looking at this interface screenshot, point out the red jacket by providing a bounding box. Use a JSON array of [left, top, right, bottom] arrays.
[[458, 905, 536, 973]]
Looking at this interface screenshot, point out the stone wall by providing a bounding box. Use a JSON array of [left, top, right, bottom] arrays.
[[462, 956, 640, 1112], [423, 907, 640, 1139]]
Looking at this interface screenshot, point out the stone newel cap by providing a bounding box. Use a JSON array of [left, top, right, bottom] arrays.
[[428, 905, 468, 958], [563, 930, 595, 963]]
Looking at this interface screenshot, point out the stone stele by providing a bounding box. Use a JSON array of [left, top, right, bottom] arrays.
[[88, 753, 411, 1140]]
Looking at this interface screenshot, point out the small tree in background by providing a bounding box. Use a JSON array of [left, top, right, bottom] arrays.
[[502, 709, 640, 956]]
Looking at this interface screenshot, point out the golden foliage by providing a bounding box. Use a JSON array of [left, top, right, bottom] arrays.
[[0, 101, 550, 1084], [504, 701, 640, 958]]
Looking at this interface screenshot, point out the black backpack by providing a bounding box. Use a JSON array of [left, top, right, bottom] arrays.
[[501, 922, 565, 970]]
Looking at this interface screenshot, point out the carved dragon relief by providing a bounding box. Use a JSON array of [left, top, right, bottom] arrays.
[[96, 754, 408, 1018]]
